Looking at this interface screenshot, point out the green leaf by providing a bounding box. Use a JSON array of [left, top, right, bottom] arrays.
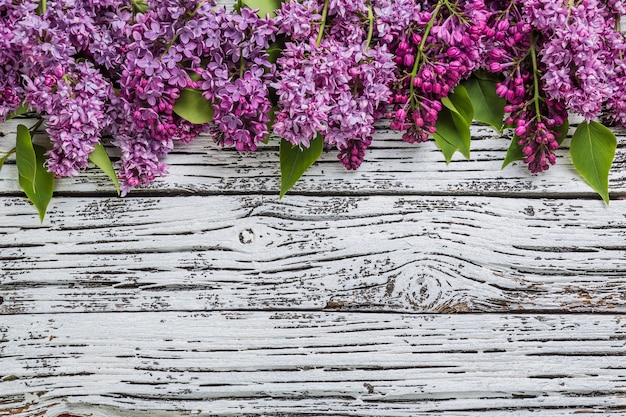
[[472, 70, 503, 82], [241, 0, 283, 18], [173, 88, 214, 124], [433, 87, 473, 162], [432, 131, 459, 163], [36, 0, 46, 15], [5, 104, 31, 121], [130, 0, 148, 13], [16, 124, 54, 222], [441, 84, 473, 126], [0, 148, 16, 172], [280, 135, 323, 198], [502, 135, 524, 169], [462, 76, 506, 133], [433, 106, 471, 162], [570, 121, 616, 204], [267, 37, 286, 64], [89, 143, 120, 196]]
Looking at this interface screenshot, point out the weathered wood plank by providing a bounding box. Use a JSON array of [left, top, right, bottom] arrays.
[[2, 195, 625, 314], [2, 119, 625, 197], [1, 312, 625, 416]]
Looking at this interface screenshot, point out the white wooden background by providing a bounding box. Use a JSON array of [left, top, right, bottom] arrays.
[[2, 114, 626, 416], [1, 9, 626, 411]]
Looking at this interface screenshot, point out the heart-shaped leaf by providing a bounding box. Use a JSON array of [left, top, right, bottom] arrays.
[[280, 135, 323, 198], [570, 121, 616, 204], [16, 124, 54, 222]]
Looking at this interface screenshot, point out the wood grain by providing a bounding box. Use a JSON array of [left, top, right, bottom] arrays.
[[1, 312, 625, 416], [1, 195, 625, 315], [2, 119, 625, 198]]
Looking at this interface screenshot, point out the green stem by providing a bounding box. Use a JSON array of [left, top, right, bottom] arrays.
[[529, 31, 542, 121], [316, 0, 330, 47], [409, 1, 443, 100], [617, 19, 624, 61], [365, 0, 374, 50], [36, 0, 46, 15], [30, 117, 45, 134], [237, 0, 245, 76]]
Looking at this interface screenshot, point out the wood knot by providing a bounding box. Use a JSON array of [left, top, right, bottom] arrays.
[[0, 296, 4, 305], [239, 228, 254, 244]]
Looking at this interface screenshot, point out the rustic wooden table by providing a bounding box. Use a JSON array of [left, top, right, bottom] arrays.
[[1, 111, 626, 416]]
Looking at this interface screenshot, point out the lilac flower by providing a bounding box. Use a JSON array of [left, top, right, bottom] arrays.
[[383, 0, 488, 144], [274, 0, 395, 169], [486, 0, 568, 173]]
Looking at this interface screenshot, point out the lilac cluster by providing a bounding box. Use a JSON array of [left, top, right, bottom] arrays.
[[197, 6, 277, 152], [103, 1, 277, 192], [525, 0, 624, 122], [485, 0, 626, 173], [2, 0, 114, 177], [485, 1, 568, 173], [1, 0, 280, 194], [382, 0, 488, 144], [273, 0, 395, 170], [106, 0, 214, 193]]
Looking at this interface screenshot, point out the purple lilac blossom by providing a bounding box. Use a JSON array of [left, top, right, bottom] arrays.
[[527, 0, 622, 121], [196, 6, 278, 152], [383, 0, 488, 144], [486, 0, 568, 173], [4, 0, 114, 177], [273, 0, 395, 169]]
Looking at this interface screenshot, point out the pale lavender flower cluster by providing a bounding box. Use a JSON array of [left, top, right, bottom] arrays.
[[3, 0, 114, 177], [25, 62, 112, 177], [273, 0, 395, 170], [527, 0, 624, 121], [383, 0, 488, 144]]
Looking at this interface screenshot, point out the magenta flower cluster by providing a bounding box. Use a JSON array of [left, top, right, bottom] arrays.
[[1, 0, 626, 193], [486, 0, 626, 173], [384, 0, 487, 143]]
